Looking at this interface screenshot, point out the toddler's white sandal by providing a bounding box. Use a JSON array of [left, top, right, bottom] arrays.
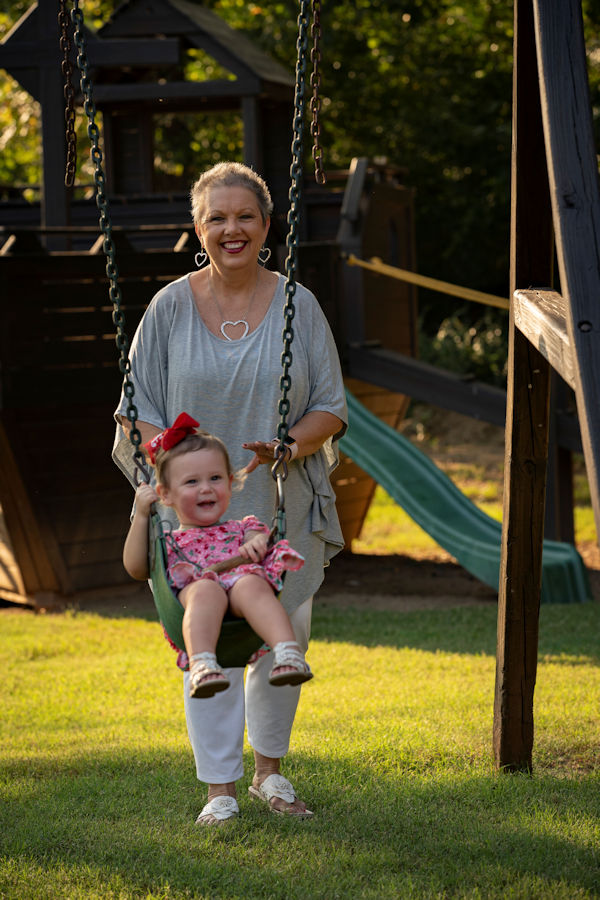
[[189, 652, 230, 698], [195, 796, 239, 826], [268, 641, 313, 686]]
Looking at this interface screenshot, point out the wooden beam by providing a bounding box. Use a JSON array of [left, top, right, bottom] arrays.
[[0, 37, 181, 68], [346, 344, 506, 428], [88, 38, 180, 67], [533, 0, 600, 539], [0, 419, 69, 597], [513, 289, 576, 389], [344, 343, 581, 452], [38, 0, 69, 232], [494, 0, 555, 773], [92, 78, 258, 105]]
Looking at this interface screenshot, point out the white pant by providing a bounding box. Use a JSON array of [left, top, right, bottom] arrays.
[[182, 598, 313, 784]]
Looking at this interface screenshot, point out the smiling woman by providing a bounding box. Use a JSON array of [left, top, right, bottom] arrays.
[[195, 197, 271, 339], [188, 164, 275, 341], [112, 160, 347, 826]]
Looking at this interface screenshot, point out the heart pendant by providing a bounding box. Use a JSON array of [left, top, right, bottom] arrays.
[[221, 319, 250, 341]]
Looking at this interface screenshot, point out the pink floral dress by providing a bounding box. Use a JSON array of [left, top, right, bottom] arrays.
[[165, 515, 304, 593], [162, 516, 304, 671]]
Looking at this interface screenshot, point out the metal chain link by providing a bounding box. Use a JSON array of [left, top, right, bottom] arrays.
[[59, 0, 77, 187], [71, 0, 149, 483], [310, 0, 326, 185], [270, 0, 311, 540]]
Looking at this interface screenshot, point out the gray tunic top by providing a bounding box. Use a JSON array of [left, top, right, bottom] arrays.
[[113, 272, 348, 615]]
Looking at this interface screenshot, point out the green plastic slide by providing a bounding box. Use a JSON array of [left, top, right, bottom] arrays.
[[339, 389, 591, 604]]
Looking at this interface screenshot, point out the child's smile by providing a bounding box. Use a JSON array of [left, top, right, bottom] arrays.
[[158, 448, 233, 527]]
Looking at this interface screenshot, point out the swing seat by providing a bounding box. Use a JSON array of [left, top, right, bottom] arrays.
[[148, 511, 266, 669]]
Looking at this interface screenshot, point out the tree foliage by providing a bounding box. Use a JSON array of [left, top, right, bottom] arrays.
[[1, 0, 600, 325]]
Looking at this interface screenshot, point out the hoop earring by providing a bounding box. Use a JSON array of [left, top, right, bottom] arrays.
[[195, 248, 208, 268], [258, 245, 272, 266]]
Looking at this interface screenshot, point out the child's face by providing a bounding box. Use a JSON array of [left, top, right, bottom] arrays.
[[157, 447, 233, 527]]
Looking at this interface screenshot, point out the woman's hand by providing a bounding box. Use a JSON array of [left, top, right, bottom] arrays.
[[135, 482, 160, 516], [242, 440, 280, 474], [239, 531, 268, 562], [242, 410, 344, 474]]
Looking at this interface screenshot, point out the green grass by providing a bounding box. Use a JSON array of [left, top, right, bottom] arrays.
[[1, 604, 599, 899]]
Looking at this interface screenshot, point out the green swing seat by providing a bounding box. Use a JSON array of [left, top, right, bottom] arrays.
[[148, 510, 266, 669]]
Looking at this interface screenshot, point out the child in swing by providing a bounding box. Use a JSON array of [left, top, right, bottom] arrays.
[[123, 412, 313, 700]]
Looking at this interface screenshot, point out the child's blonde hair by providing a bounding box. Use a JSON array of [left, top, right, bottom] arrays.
[[154, 431, 246, 490]]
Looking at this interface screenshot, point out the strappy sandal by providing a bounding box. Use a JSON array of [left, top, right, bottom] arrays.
[[195, 795, 239, 826], [248, 774, 313, 817], [189, 652, 230, 698], [268, 641, 313, 687]]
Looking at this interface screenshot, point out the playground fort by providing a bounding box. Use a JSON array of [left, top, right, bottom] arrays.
[[0, 0, 599, 772]]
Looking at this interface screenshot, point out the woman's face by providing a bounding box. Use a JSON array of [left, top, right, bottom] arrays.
[[197, 185, 270, 272]]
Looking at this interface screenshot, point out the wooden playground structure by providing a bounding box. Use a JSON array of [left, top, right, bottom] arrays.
[[0, 0, 599, 773]]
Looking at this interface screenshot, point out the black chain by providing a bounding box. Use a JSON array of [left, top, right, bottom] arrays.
[[59, 0, 77, 187], [274, 1, 310, 467], [270, 0, 311, 540], [70, 0, 149, 483], [310, 0, 326, 185]]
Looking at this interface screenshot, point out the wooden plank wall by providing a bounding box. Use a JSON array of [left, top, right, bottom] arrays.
[[1, 177, 419, 593], [0, 241, 196, 597]]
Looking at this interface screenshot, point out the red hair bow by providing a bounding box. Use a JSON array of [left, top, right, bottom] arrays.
[[144, 412, 199, 464]]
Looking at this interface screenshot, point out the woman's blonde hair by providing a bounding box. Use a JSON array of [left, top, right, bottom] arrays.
[[155, 431, 246, 491], [190, 162, 273, 228]]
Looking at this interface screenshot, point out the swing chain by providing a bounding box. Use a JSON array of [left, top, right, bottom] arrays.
[[269, 472, 286, 548], [59, 0, 77, 187], [310, 0, 326, 185], [273, 0, 310, 494], [70, 0, 150, 484]]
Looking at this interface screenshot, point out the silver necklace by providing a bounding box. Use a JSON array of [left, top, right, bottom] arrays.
[[209, 272, 259, 341]]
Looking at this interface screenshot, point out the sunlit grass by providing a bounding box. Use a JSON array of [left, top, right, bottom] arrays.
[[1, 605, 599, 899], [352, 491, 442, 555], [575, 506, 597, 544], [354, 469, 595, 557]]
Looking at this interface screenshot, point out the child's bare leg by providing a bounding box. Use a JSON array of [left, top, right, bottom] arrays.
[[181, 579, 228, 654], [229, 575, 299, 678], [181, 580, 228, 692]]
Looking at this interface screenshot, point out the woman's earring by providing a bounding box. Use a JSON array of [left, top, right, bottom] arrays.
[[258, 245, 272, 266], [195, 247, 208, 268]]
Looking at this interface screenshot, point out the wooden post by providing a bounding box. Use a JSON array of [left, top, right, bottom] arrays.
[[545, 374, 575, 544], [38, 0, 70, 233], [493, 0, 554, 772], [533, 0, 600, 541]]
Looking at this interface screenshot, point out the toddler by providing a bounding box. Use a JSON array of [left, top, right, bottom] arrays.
[[123, 413, 313, 698]]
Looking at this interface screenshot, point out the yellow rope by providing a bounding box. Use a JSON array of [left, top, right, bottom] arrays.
[[346, 254, 509, 311]]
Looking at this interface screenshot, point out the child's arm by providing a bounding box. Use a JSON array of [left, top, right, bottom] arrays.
[[238, 530, 268, 563], [123, 483, 159, 580]]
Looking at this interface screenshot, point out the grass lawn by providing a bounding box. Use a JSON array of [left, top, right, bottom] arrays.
[[1, 599, 599, 899]]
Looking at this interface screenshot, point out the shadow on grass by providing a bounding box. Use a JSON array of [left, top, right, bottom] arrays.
[[61, 582, 600, 665], [1, 748, 599, 899], [311, 604, 600, 664]]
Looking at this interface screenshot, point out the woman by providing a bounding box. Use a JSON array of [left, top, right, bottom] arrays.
[[113, 161, 347, 825]]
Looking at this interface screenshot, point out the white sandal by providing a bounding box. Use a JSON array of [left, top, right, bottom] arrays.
[[195, 795, 239, 826], [248, 774, 313, 817], [189, 652, 230, 699], [268, 641, 313, 686]]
